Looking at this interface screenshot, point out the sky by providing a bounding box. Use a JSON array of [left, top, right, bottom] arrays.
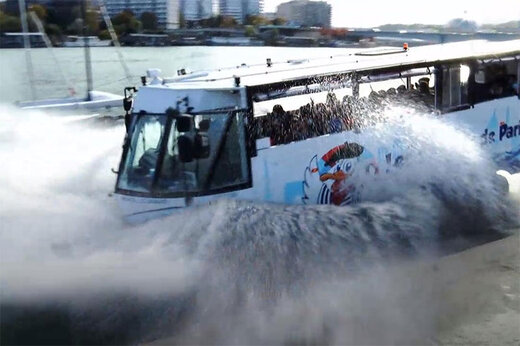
[[263, 0, 520, 28]]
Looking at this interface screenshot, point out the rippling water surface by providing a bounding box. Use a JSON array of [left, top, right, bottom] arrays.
[[0, 46, 344, 104], [0, 47, 519, 345]]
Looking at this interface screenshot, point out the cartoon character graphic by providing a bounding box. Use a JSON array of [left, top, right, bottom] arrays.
[[303, 142, 378, 206]]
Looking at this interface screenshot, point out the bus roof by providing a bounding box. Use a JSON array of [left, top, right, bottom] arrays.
[[154, 39, 520, 91]]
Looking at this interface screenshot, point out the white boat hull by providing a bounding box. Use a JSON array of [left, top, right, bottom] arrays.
[[18, 90, 123, 111], [63, 40, 112, 47]]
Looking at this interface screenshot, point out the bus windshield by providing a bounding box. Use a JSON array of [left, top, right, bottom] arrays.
[[117, 111, 250, 196]]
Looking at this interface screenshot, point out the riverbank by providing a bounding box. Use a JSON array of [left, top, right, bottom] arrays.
[[435, 232, 519, 344], [3, 30, 520, 49]]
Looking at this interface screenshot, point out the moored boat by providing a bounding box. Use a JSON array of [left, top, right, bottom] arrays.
[[62, 36, 112, 47], [17, 90, 124, 110], [15, 0, 125, 112]]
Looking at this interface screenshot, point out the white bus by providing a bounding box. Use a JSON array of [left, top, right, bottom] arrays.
[[114, 40, 520, 222]]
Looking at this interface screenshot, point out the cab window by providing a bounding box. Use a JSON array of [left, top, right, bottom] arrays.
[[469, 58, 519, 105]]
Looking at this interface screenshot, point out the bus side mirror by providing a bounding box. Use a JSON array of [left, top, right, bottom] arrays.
[[177, 115, 192, 132], [194, 133, 210, 159], [178, 135, 194, 163], [123, 97, 133, 112], [124, 112, 132, 134]]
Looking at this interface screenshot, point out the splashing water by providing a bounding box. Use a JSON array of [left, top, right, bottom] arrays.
[[0, 103, 518, 345]]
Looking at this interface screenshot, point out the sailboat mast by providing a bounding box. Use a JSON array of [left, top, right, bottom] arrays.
[[81, 0, 93, 100], [28, 12, 76, 96], [18, 0, 36, 100], [98, 0, 132, 83]]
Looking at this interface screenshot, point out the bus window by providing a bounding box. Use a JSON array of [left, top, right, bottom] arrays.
[[251, 87, 355, 146], [359, 68, 435, 113], [438, 64, 469, 112], [250, 67, 438, 147], [469, 58, 518, 105], [252, 87, 352, 117]]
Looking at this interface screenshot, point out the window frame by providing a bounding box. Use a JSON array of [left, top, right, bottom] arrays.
[[467, 56, 520, 106], [115, 108, 253, 198], [436, 64, 472, 114]]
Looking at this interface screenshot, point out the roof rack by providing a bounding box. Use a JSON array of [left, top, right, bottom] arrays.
[[355, 47, 407, 56]]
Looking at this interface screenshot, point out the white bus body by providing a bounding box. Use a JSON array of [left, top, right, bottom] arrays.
[[114, 40, 520, 222]]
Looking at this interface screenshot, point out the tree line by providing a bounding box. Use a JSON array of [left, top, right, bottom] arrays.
[[0, 0, 162, 42], [0, 0, 288, 43]]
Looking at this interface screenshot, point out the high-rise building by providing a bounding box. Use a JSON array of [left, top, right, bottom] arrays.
[[243, 0, 262, 16], [219, 0, 262, 23], [180, 0, 212, 21], [277, 0, 331, 28], [104, 0, 180, 29], [218, 0, 241, 22]]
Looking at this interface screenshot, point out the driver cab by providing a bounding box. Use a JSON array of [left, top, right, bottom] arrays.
[[116, 107, 250, 198]]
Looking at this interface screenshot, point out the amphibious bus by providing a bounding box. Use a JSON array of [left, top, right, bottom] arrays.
[[114, 40, 520, 222]]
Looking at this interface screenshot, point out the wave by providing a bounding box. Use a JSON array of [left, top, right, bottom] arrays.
[[0, 104, 518, 344]]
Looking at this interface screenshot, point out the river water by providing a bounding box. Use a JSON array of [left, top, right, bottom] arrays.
[[0, 46, 519, 345], [0, 46, 344, 105]]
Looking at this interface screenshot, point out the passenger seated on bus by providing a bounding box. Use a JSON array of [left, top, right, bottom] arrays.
[[283, 110, 297, 143], [293, 108, 314, 143], [273, 104, 285, 117], [489, 82, 505, 98], [385, 79, 432, 112], [385, 87, 402, 106], [250, 115, 262, 139], [397, 85, 407, 94], [386, 87, 397, 98], [309, 102, 329, 138], [378, 90, 388, 99], [469, 78, 489, 104], [368, 90, 381, 104], [482, 65, 515, 99], [324, 93, 343, 133], [503, 74, 518, 96], [271, 104, 301, 145], [263, 114, 275, 138], [367, 91, 385, 117], [252, 114, 274, 142], [417, 78, 434, 105], [258, 115, 270, 138], [304, 104, 320, 138], [417, 77, 430, 91], [341, 95, 356, 130], [326, 92, 339, 106]]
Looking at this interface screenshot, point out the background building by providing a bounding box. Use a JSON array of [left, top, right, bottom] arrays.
[[3, 0, 53, 14], [218, 0, 263, 23], [104, 0, 180, 29], [218, 0, 241, 22], [243, 0, 262, 16], [277, 0, 331, 28], [180, 0, 212, 22]]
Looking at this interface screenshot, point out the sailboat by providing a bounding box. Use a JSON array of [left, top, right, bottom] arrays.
[[16, 0, 125, 111]]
